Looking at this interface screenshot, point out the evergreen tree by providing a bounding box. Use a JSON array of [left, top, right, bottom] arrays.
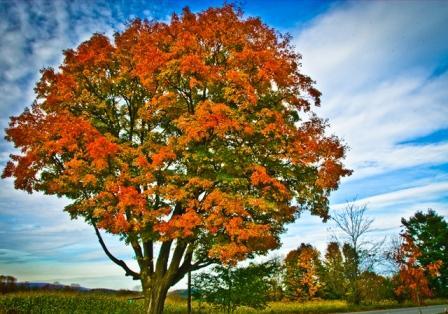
[[401, 209, 448, 297]]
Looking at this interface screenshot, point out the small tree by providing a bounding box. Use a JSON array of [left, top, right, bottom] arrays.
[[401, 209, 448, 297], [284, 243, 322, 300], [331, 202, 382, 304], [0, 276, 17, 294], [357, 271, 394, 304], [320, 242, 347, 299], [193, 260, 280, 313], [391, 233, 442, 305], [342, 243, 360, 303]]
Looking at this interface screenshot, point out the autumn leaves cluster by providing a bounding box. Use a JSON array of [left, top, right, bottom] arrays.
[[281, 210, 446, 305], [2, 6, 350, 267]]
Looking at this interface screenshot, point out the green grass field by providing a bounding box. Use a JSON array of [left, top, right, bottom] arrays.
[[1, 291, 447, 313]]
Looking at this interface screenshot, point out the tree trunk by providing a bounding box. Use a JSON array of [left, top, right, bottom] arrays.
[[144, 280, 170, 314], [138, 239, 195, 314]]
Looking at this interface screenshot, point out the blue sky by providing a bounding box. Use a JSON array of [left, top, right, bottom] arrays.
[[0, 0, 447, 290]]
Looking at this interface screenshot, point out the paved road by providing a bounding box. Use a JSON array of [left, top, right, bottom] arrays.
[[342, 304, 448, 314]]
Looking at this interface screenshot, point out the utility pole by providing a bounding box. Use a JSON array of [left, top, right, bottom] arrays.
[[187, 270, 192, 314]]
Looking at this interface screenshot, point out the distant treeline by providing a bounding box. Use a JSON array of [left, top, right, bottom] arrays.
[[192, 208, 448, 312], [0, 276, 138, 296]]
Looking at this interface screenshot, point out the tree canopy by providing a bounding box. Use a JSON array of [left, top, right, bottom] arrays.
[[284, 243, 322, 300], [2, 5, 350, 313], [320, 242, 346, 299], [193, 260, 280, 313], [391, 233, 442, 305], [401, 210, 448, 297]]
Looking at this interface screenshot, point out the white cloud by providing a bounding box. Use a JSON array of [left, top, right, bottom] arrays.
[[333, 181, 448, 210], [281, 0, 448, 271], [0, 0, 125, 120], [293, 1, 448, 179], [277, 190, 447, 266], [370, 201, 448, 232], [0, 0, 145, 289], [0, 257, 139, 289], [295, 1, 448, 92]]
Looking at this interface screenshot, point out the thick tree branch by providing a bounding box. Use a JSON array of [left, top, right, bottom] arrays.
[[170, 256, 192, 286], [92, 223, 140, 280], [191, 260, 215, 270], [167, 240, 188, 278], [170, 242, 216, 286], [143, 238, 154, 274], [155, 203, 186, 277], [156, 240, 172, 276], [171, 258, 215, 287], [130, 236, 146, 271], [182, 243, 194, 268]]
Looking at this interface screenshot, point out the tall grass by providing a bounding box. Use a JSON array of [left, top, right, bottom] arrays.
[[1, 291, 447, 313], [0, 291, 143, 314]]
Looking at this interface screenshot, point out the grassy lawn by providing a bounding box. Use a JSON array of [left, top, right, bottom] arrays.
[[197, 299, 448, 314], [1, 291, 447, 313]]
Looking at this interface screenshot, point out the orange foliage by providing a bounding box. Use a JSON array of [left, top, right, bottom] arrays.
[[2, 5, 350, 267], [393, 233, 442, 305], [285, 243, 322, 300]]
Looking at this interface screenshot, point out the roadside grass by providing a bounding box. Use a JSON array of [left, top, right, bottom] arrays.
[[1, 291, 447, 313], [203, 299, 448, 314]]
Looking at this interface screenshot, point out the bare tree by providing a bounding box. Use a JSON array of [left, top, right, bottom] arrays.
[[332, 203, 372, 251], [331, 201, 383, 304], [383, 234, 402, 275]]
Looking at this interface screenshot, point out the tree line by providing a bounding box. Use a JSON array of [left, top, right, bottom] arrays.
[[0, 276, 17, 294], [193, 207, 448, 312]]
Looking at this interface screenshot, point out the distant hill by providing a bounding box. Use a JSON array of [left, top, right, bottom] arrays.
[[14, 282, 138, 295], [16, 281, 90, 292], [168, 289, 188, 299], [168, 288, 200, 300]]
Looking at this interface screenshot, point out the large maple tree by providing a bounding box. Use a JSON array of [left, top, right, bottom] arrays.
[[2, 6, 350, 313]]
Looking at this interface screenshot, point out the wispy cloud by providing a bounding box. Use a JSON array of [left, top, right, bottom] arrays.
[[280, 191, 447, 261], [280, 0, 448, 265], [294, 1, 448, 179], [0, 0, 157, 288], [0, 1, 123, 121], [0, 257, 140, 289], [332, 181, 448, 210]]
